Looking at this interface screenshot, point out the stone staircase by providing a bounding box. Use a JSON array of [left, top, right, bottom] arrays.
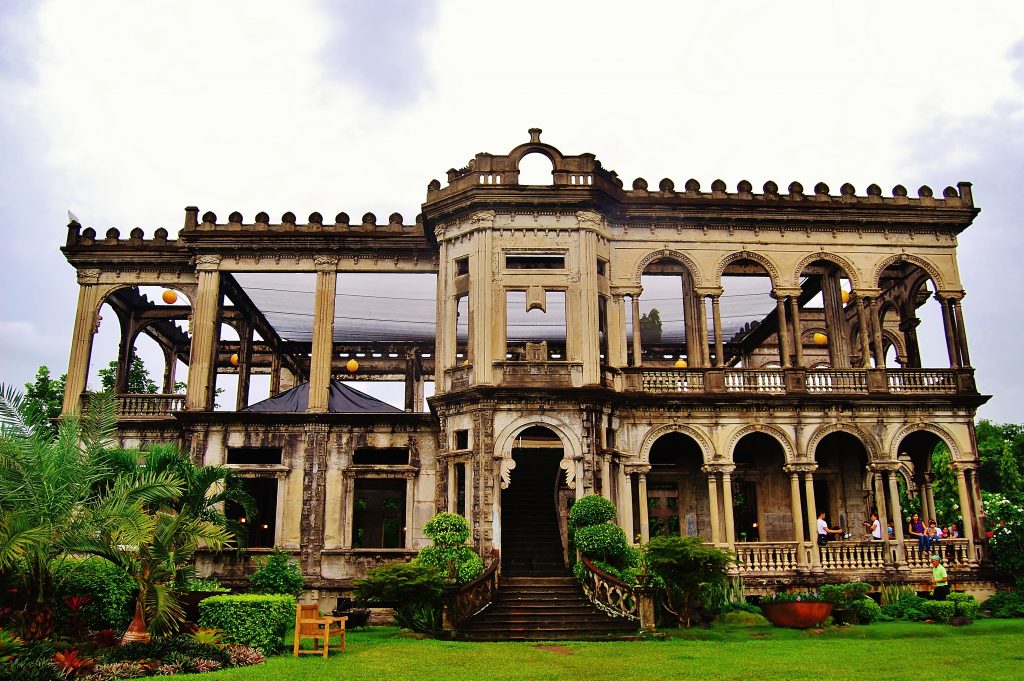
[[458, 453, 636, 640]]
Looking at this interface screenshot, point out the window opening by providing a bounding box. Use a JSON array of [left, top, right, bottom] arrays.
[[352, 479, 406, 548]]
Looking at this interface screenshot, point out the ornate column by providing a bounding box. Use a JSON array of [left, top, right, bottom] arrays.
[[872, 469, 892, 564], [788, 296, 805, 367], [704, 467, 722, 544], [711, 292, 724, 367], [300, 423, 330, 575], [62, 270, 105, 415], [630, 292, 643, 367], [855, 295, 872, 367], [899, 316, 922, 368], [784, 466, 807, 568], [953, 463, 978, 562], [868, 297, 886, 367], [803, 469, 821, 569], [721, 468, 736, 547], [937, 294, 961, 369], [773, 292, 792, 368], [307, 257, 339, 413], [886, 469, 908, 565], [186, 255, 222, 411], [637, 468, 650, 543], [619, 467, 635, 544], [697, 295, 710, 367], [951, 296, 972, 368]]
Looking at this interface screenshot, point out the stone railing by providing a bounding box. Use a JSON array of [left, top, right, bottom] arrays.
[[805, 370, 868, 394], [445, 550, 500, 629], [724, 369, 785, 394], [640, 369, 705, 393], [444, 365, 473, 392], [494, 361, 583, 388], [578, 555, 640, 623], [887, 369, 958, 394], [82, 393, 185, 417], [903, 538, 973, 568], [733, 542, 801, 573], [819, 540, 887, 570]]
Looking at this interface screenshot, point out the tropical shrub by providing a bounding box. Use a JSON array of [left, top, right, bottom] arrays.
[[850, 597, 883, 624], [198, 594, 295, 654], [699, 576, 746, 614], [417, 513, 482, 584], [574, 524, 632, 565], [186, 578, 229, 593], [819, 582, 872, 609], [645, 535, 733, 627], [921, 599, 956, 623], [983, 492, 1024, 581], [53, 558, 135, 632], [354, 561, 445, 634], [759, 591, 823, 604], [99, 634, 231, 667], [948, 592, 980, 620], [0, 628, 24, 662], [982, 589, 1024, 618], [248, 549, 304, 596], [881, 593, 929, 621], [568, 495, 617, 529], [422, 512, 471, 546]]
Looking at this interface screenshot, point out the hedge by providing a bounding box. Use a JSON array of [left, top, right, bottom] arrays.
[[569, 495, 617, 529], [198, 594, 295, 654], [54, 557, 135, 631], [574, 524, 633, 565]]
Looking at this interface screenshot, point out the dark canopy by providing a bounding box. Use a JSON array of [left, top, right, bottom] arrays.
[[243, 380, 403, 413]]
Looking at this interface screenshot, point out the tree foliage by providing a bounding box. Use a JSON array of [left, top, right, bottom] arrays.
[[99, 357, 158, 394], [644, 535, 733, 627], [639, 308, 663, 343], [22, 366, 66, 435]]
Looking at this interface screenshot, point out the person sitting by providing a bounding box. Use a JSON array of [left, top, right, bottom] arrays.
[[862, 513, 882, 540], [931, 520, 944, 542], [887, 520, 895, 539], [817, 511, 844, 545], [908, 513, 931, 555], [946, 524, 960, 539]]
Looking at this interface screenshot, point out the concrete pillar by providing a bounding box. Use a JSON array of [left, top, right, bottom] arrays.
[[955, 467, 977, 562], [804, 472, 821, 569], [868, 298, 886, 367], [697, 295, 710, 368], [630, 294, 643, 367], [607, 294, 628, 369], [619, 468, 635, 544], [938, 295, 960, 369], [706, 471, 721, 544], [873, 472, 892, 564], [307, 260, 338, 413], [789, 297, 805, 367], [186, 257, 222, 411], [952, 299, 971, 368], [62, 279, 104, 415], [235, 324, 253, 411], [789, 471, 807, 568], [638, 472, 650, 542], [774, 293, 791, 368], [711, 294, 724, 367], [887, 471, 907, 564], [161, 345, 179, 394], [721, 470, 736, 547], [855, 296, 872, 367]]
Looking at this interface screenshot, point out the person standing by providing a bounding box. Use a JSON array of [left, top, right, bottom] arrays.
[[817, 512, 843, 545], [863, 513, 882, 540], [929, 555, 949, 600]]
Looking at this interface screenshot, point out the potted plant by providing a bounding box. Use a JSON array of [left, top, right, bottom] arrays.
[[759, 591, 832, 628]]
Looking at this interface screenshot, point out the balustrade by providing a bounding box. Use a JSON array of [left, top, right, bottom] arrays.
[[733, 542, 799, 573], [887, 369, 957, 394], [578, 556, 640, 622], [724, 369, 785, 394], [446, 550, 500, 628], [82, 393, 185, 417], [903, 538, 973, 568], [805, 370, 868, 394], [641, 370, 704, 392], [819, 540, 886, 570]]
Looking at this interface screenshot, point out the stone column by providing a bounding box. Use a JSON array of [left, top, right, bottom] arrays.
[[873, 471, 892, 564], [619, 468, 635, 544], [235, 324, 253, 411], [697, 295, 710, 368], [161, 346, 179, 394], [721, 469, 736, 547], [601, 457, 613, 501], [300, 423, 330, 575], [900, 316, 922, 368], [705, 468, 722, 544], [638, 471, 650, 543], [787, 469, 808, 569], [114, 316, 135, 394], [937, 295, 960, 369], [186, 256, 222, 411], [62, 272, 104, 415], [855, 296, 872, 367], [773, 292, 792, 368], [803, 471, 821, 569], [607, 294, 626, 369], [952, 298, 972, 368], [307, 257, 339, 413], [630, 293, 643, 367], [447, 460, 457, 512], [887, 471, 907, 564], [789, 297, 805, 367], [868, 297, 886, 367], [711, 293, 724, 367], [954, 465, 978, 562], [821, 269, 851, 368]]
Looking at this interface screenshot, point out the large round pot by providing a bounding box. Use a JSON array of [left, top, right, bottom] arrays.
[[760, 601, 833, 628]]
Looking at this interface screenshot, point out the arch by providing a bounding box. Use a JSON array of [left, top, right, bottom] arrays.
[[791, 251, 862, 291], [632, 250, 705, 287], [805, 423, 881, 463], [638, 424, 714, 464], [492, 415, 583, 462], [506, 142, 566, 170], [872, 253, 948, 291], [713, 250, 780, 289], [516, 152, 555, 185], [881, 329, 907, 361], [888, 423, 962, 462], [725, 423, 795, 463]]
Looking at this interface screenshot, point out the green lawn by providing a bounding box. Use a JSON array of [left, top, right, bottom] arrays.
[[166, 619, 1024, 681]]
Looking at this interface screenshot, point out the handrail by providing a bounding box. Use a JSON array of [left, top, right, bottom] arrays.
[[578, 555, 639, 622], [446, 549, 500, 627]]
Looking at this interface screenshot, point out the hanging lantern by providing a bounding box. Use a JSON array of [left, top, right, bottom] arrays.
[[230, 353, 239, 366], [346, 358, 359, 373], [841, 290, 850, 304], [161, 289, 178, 304], [813, 332, 828, 345], [674, 358, 688, 368]]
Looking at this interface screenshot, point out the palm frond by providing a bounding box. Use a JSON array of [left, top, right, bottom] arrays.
[[0, 384, 33, 437]]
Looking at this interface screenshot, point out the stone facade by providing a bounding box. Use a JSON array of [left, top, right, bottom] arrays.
[[60, 130, 992, 598]]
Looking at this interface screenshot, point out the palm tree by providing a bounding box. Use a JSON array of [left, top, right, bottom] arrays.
[[0, 387, 181, 639]]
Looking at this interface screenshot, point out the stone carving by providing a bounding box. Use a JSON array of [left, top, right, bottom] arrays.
[[559, 457, 577, 489], [499, 458, 517, 490]]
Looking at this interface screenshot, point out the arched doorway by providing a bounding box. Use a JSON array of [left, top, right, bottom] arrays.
[[732, 432, 790, 542], [813, 432, 870, 535], [501, 426, 567, 576], [646, 432, 706, 538]]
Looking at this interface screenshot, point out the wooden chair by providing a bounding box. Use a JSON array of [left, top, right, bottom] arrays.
[[293, 603, 347, 658]]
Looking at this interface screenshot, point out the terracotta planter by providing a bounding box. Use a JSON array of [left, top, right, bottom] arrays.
[[760, 601, 833, 628]]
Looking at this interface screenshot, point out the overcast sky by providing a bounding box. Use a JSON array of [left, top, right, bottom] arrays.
[[1, 1, 1022, 420]]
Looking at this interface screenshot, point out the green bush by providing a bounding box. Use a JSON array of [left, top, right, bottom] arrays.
[[422, 512, 471, 546], [574, 524, 632, 565], [850, 597, 883, 624], [569, 495, 617, 529], [354, 561, 445, 633], [248, 549, 304, 596], [982, 590, 1024, 618], [819, 582, 872, 609], [948, 592, 980, 619], [880, 593, 929, 622], [53, 557, 135, 631], [574, 558, 624, 583], [100, 634, 232, 668], [645, 536, 733, 627], [922, 600, 956, 623], [198, 594, 295, 654], [186, 578, 230, 593], [417, 545, 484, 584]]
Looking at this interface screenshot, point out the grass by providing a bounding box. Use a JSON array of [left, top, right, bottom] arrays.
[[164, 619, 1024, 681]]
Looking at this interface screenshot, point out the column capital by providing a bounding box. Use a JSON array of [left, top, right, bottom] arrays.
[[694, 286, 724, 298], [852, 288, 882, 299], [773, 287, 803, 298], [701, 464, 735, 475], [314, 255, 340, 271], [783, 463, 816, 474], [949, 461, 977, 473], [868, 461, 901, 473], [935, 289, 966, 302], [195, 254, 222, 271], [624, 463, 651, 474], [77, 268, 101, 284]]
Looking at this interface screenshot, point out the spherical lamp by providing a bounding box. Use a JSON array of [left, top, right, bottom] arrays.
[[230, 353, 239, 366], [674, 358, 688, 368], [346, 358, 359, 373], [812, 332, 828, 346], [841, 290, 850, 304], [161, 289, 178, 304]]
